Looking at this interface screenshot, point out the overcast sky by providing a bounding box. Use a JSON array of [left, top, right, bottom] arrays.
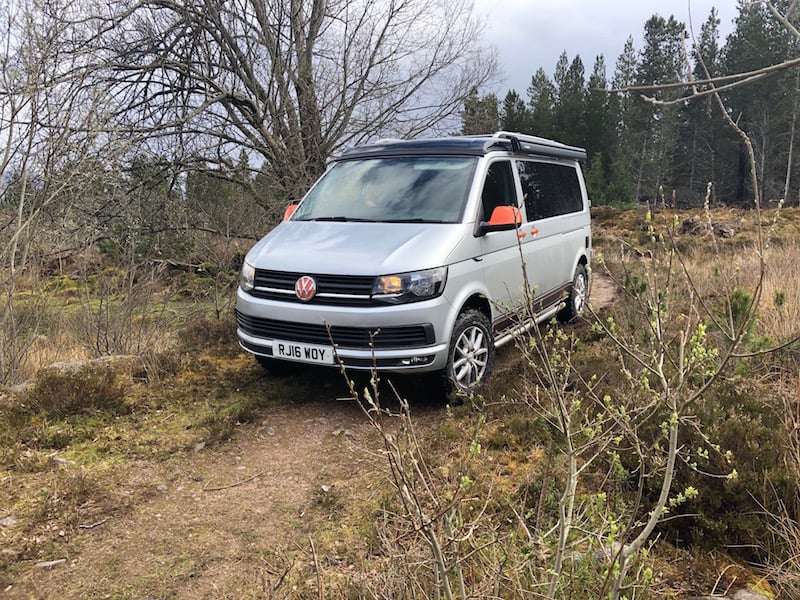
[[472, 0, 739, 97]]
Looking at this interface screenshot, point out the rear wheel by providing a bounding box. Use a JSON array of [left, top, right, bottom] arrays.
[[444, 309, 495, 396], [558, 264, 589, 323]]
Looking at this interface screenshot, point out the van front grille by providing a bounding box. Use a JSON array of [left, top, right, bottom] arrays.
[[236, 311, 434, 349], [250, 270, 376, 306]]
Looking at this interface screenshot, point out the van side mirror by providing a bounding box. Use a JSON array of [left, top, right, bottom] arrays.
[[283, 203, 299, 221], [476, 205, 522, 236]]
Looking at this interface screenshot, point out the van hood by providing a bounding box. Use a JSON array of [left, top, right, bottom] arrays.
[[247, 221, 466, 275]]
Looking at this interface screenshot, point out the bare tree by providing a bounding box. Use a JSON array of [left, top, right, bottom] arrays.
[[0, 0, 124, 382], [92, 0, 498, 203]]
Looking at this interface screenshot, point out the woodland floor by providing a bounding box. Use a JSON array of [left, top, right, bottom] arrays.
[[5, 276, 619, 599]]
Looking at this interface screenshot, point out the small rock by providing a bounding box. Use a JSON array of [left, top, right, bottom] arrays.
[[156, 484, 168, 492], [265, 427, 275, 436], [731, 590, 771, 600], [194, 441, 206, 452], [678, 216, 706, 235], [35, 559, 66, 569], [52, 457, 76, 466], [0, 515, 17, 527], [713, 223, 736, 238], [320, 485, 333, 493], [689, 591, 771, 600]]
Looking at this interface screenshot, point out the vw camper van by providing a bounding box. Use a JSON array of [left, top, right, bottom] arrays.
[[236, 131, 591, 395]]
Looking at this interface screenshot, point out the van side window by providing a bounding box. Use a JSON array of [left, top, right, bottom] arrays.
[[516, 161, 583, 220], [480, 161, 517, 221]]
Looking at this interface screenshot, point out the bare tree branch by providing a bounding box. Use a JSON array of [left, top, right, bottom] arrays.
[[86, 0, 498, 200]]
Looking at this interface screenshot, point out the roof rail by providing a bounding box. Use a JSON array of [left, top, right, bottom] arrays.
[[493, 131, 587, 161]]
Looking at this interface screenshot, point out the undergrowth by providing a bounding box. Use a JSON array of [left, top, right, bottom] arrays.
[[1, 208, 799, 597]]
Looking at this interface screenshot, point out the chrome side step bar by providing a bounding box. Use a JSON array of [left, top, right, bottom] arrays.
[[493, 304, 561, 349]]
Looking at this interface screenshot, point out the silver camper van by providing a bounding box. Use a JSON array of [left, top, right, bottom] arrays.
[[236, 132, 591, 395]]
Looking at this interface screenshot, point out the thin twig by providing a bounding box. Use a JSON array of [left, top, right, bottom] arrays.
[[309, 535, 324, 600], [79, 518, 110, 529], [202, 470, 264, 491]]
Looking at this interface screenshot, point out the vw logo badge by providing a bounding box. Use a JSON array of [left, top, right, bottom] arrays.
[[295, 276, 317, 301]]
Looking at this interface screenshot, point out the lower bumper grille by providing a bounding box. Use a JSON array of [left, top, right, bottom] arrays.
[[236, 311, 434, 349]]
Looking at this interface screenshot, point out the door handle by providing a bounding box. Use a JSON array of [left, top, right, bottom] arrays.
[[518, 231, 526, 239], [530, 228, 539, 235]]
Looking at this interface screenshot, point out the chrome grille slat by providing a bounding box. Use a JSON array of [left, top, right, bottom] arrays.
[[251, 269, 377, 306]]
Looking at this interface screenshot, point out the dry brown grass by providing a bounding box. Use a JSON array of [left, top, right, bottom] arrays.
[[594, 205, 800, 346], [668, 237, 800, 343], [758, 239, 800, 342], [19, 331, 93, 379]]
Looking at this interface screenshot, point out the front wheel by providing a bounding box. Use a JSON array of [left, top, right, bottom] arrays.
[[558, 264, 589, 323], [444, 309, 495, 396]]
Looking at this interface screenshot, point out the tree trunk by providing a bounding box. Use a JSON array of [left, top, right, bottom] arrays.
[[759, 108, 769, 203], [784, 68, 799, 206], [635, 135, 647, 202]]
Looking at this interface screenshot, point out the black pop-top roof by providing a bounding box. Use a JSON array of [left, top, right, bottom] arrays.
[[338, 131, 587, 162]]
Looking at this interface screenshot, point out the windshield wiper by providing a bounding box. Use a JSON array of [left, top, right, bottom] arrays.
[[309, 216, 376, 222], [381, 218, 448, 223]]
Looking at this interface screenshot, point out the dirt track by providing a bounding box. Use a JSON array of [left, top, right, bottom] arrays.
[[8, 275, 618, 598]]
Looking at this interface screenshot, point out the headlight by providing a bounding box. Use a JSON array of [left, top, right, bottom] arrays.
[[372, 267, 447, 304], [240, 260, 255, 292]]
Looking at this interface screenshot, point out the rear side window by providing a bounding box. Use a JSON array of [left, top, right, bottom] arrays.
[[516, 161, 583, 220]]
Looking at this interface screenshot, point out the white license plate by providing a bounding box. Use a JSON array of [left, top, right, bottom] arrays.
[[273, 340, 335, 365]]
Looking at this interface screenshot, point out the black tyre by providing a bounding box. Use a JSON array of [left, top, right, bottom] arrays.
[[558, 264, 589, 323], [444, 309, 495, 396]]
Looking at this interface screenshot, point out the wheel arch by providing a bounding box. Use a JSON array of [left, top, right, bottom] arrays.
[[459, 292, 492, 322]]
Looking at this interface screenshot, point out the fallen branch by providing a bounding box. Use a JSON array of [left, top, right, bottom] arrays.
[[202, 471, 264, 491], [79, 518, 110, 529]]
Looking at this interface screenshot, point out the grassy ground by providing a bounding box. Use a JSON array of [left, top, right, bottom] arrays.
[[1, 207, 799, 598]]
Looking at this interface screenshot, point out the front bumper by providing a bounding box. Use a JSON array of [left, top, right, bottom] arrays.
[[235, 289, 452, 372]]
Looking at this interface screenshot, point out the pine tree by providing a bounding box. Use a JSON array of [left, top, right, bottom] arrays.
[[554, 55, 588, 147], [608, 36, 639, 204], [722, 2, 800, 203], [461, 88, 500, 135], [630, 15, 687, 203], [527, 68, 557, 139], [585, 55, 612, 168], [681, 8, 725, 205], [500, 90, 532, 133]]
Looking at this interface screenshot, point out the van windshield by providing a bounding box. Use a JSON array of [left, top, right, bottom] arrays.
[[292, 157, 476, 223]]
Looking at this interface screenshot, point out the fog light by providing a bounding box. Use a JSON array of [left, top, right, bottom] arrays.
[[399, 355, 434, 366]]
